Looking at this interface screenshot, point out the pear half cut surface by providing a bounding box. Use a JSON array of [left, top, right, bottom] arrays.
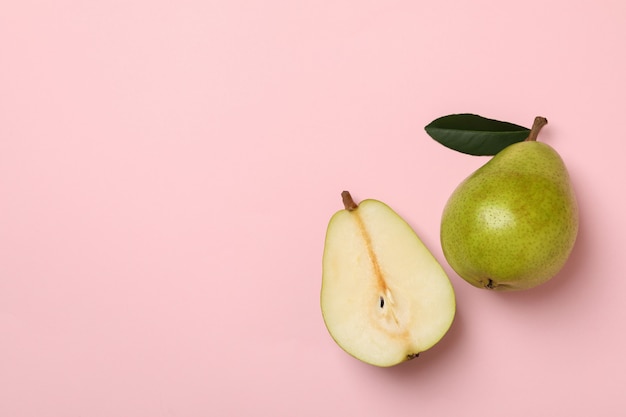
[[440, 118, 579, 291], [321, 192, 456, 367]]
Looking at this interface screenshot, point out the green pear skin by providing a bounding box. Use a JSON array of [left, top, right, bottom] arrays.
[[440, 140, 578, 291]]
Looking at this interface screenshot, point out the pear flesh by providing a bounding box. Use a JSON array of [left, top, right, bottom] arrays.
[[321, 192, 456, 367], [441, 140, 578, 291]]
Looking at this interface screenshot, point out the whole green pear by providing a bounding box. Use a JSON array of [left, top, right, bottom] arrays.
[[440, 118, 578, 290]]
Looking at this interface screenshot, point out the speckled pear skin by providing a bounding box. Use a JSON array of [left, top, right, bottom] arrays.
[[440, 141, 578, 290]]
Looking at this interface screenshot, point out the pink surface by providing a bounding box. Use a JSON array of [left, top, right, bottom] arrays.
[[1, 1, 625, 416]]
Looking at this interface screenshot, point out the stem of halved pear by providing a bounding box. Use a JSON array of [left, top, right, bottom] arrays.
[[341, 191, 358, 211], [525, 116, 548, 142]]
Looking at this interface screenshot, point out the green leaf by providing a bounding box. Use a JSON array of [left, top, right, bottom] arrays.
[[424, 114, 530, 156]]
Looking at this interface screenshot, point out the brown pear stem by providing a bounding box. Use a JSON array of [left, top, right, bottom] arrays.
[[341, 191, 358, 211], [525, 116, 548, 142]]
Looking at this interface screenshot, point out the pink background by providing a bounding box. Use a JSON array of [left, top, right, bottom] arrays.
[[2, 1, 625, 416]]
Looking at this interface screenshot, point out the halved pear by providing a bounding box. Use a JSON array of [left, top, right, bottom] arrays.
[[321, 191, 456, 367]]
